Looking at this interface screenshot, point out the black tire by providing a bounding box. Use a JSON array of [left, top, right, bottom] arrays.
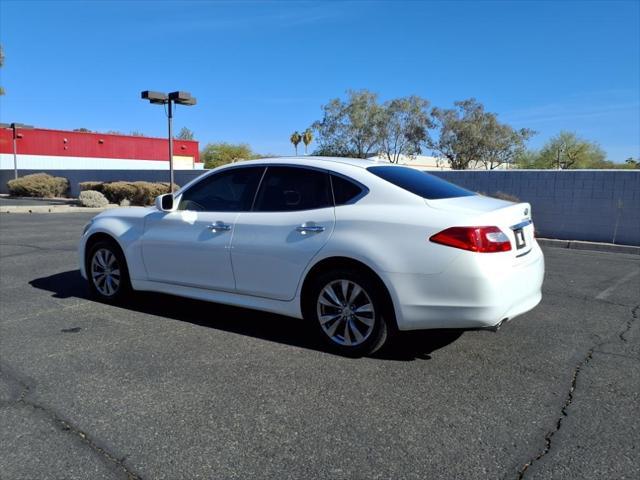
[[303, 267, 392, 356], [86, 239, 132, 303]]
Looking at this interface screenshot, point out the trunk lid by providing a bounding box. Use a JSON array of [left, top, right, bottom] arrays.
[[428, 195, 535, 259]]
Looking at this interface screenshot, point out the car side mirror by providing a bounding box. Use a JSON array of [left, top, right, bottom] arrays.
[[155, 193, 174, 212]]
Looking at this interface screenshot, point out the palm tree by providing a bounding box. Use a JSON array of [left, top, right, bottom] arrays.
[[290, 131, 302, 155], [302, 129, 313, 155]]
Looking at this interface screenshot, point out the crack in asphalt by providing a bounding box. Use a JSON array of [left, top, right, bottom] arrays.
[[515, 303, 639, 479], [620, 305, 639, 342], [0, 365, 143, 480], [0, 242, 76, 259]]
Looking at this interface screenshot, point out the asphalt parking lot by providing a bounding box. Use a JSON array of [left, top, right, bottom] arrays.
[[1, 213, 638, 480]]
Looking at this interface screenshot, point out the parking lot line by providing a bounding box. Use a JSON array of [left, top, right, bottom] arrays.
[[595, 269, 640, 300]]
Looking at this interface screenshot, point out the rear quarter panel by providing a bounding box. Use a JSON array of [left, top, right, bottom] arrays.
[[323, 203, 468, 276]]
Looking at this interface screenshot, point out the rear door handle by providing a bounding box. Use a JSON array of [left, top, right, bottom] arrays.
[[296, 224, 325, 234], [208, 221, 232, 232]]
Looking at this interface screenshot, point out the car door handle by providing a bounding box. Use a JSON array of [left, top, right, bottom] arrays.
[[208, 221, 232, 232], [296, 224, 325, 234]]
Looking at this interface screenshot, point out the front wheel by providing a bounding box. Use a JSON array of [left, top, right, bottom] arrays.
[[305, 268, 391, 356], [86, 240, 131, 303]]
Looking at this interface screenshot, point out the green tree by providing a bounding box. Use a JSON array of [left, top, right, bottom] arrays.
[[73, 128, 92, 133], [130, 130, 145, 137], [517, 132, 607, 169], [429, 99, 534, 170], [302, 129, 313, 155], [312, 89, 384, 158], [376, 96, 433, 163], [177, 127, 195, 140], [625, 157, 639, 169], [201, 142, 255, 169], [290, 131, 302, 155]]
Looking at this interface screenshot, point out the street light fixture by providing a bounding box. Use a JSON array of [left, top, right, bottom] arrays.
[[141, 90, 197, 192], [1, 123, 35, 179]]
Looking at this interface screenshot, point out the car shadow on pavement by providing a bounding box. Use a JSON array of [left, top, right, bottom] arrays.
[[30, 270, 463, 361]]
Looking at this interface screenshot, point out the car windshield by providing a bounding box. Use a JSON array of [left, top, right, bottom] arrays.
[[367, 166, 476, 200]]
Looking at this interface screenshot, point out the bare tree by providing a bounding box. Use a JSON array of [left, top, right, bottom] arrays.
[[177, 127, 195, 140]]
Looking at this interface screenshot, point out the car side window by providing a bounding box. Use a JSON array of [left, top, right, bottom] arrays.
[[177, 167, 264, 212], [253, 166, 332, 212], [331, 174, 365, 205]]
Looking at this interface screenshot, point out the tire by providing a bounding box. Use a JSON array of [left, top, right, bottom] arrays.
[[304, 267, 392, 356], [86, 239, 132, 303]]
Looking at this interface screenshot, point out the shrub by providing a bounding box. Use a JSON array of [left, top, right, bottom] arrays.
[[101, 182, 138, 204], [79, 181, 104, 193], [7, 173, 69, 198], [78, 190, 109, 208], [131, 182, 179, 206], [100, 181, 179, 206]]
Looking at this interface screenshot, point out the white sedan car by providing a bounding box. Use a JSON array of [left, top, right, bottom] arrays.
[[79, 157, 544, 355]]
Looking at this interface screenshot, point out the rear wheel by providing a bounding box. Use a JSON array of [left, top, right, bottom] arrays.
[[86, 239, 131, 303], [305, 268, 390, 356]]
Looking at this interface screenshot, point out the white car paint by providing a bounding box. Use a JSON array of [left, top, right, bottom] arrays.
[[79, 156, 544, 330]]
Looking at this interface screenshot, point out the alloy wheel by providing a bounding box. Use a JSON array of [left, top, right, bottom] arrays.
[[91, 248, 121, 297], [316, 279, 375, 346]]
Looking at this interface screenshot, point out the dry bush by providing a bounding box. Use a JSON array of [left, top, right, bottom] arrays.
[[130, 182, 179, 206], [7, 173, 69, 198], [78, 190, 109, 208], [79, 181, 104, 193], [99, 181, 179, 206], [101, 182, 139, 204]]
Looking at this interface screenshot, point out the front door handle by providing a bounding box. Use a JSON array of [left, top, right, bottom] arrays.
[[296, 224, 325, 234], [208, 221, 232, 232]]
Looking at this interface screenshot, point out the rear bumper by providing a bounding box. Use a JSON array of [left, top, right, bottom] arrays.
[[385, 243, 545, 331]]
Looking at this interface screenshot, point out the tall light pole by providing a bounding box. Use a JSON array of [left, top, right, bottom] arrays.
[[2, 123, 34, 179], [141, 91, 196, 192]]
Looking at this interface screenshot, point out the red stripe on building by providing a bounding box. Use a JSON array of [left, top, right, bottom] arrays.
[[0, 128, 200, 162]]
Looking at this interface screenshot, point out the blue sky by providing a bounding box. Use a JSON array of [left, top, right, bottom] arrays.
[[1, 0, 639, 161]]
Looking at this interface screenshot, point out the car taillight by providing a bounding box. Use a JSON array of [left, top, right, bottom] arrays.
[[429, 226, 512, 253]]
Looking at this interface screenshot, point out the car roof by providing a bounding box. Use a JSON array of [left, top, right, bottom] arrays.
[[232, 156, 383, 169]]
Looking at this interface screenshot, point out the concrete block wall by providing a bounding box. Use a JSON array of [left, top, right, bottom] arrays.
[[1, 169, 639, 246], [430, 170, 639, 246]]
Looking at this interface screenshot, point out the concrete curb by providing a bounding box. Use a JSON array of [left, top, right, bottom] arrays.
[[0, 194, 78, 203], [0, 204, 118, 214], [538, 238, 640, 255]]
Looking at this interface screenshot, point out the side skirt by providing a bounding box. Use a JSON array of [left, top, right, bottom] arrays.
[[131, 279, 303, 319]]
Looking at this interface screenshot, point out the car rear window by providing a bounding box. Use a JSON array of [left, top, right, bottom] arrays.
[[367, 166, 476, 200]]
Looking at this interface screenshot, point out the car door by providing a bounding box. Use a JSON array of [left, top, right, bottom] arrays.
[[141, 166, 264, 291], [231, 166, 335, 301]]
